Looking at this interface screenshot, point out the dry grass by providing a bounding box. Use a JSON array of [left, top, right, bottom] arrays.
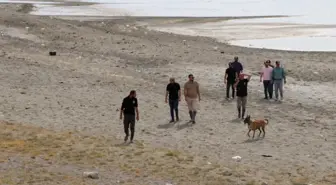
[[1, 120, 334, 185], [0, 121, 242, 185]]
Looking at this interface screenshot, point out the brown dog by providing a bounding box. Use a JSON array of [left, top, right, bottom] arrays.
[[243, 115, 269, 138]]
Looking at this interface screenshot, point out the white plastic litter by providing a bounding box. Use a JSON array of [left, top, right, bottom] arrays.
[[232, 156, 242, 162]]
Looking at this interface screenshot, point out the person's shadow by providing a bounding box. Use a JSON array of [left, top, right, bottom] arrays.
[[115, 142, 131, 147], [157, 122, 175, 129], [176, 121, 192, 130]]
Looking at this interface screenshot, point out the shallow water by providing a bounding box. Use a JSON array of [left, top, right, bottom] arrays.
[[2, 0, 336, 51]]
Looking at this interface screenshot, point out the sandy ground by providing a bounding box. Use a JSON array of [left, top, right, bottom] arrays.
[[1, 3, 336, 185]]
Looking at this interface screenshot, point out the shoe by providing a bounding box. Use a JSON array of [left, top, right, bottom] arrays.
[[130, 140, 133, 143], [192, 121, 196, 124], [124, 136, 129, 142], [169, 120, 175, 123], [176, 118, 179, 122]]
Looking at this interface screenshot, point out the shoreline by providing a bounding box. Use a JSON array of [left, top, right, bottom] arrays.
[[5, 0, 336, 52], [1, 2, 336, 185]]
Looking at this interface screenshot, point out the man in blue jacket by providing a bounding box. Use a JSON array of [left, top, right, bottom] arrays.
[[272, 61, 286, 101], [231, 56, 243, 79]]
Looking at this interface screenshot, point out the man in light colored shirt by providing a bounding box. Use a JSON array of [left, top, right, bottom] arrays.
[[260, 60, 274, 99], [272, 61, 286, 101], [184, 74, 201, 124]]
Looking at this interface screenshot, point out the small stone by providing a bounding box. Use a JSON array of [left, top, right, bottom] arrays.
[[83, 171, 99, 179], [221, 171, 233, 176]]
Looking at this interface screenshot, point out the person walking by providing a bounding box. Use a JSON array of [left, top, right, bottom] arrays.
[[231, 56, 244, 79], [260, 60, 274, 99], [272, 61, 286, 101], [119, 90, 139, 143], [165, 77, 181, 123], [184, 74, 201, 124], [234, 73, 251, 119], [225, 62, 236, 100]]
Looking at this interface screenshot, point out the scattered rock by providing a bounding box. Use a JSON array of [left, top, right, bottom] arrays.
[[83, 171, 99, 179], [261, 182, 268, 185], [221, 171, 233, 176], [220, 51, 225, 54], [49, 51, 56, 56], [20, 91, 26, 94]]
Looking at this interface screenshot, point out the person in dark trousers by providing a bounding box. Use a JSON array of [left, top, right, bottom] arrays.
[[260, 60, 274, 99], [272, 61, 286, 101], [224, 62, 236, 99], [234, 73, 251, 119], [120, 90, 139, 143], [165, 77, 181, 123], [231, 56, 243, 79]]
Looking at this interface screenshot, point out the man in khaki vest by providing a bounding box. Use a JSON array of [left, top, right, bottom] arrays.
[[184, 74, 201, 124]]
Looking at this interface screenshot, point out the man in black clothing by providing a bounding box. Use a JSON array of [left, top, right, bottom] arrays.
[[234, 73, 251, 119], [120, 90, 139, 143], [231, 56, 243, 78], [165, 77, 181, 123], [224, 62, 236, 99]]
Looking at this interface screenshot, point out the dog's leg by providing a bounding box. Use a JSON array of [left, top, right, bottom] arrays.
[[247, 129, 251, 137], [258, 128, 262, 137], [252, 130, 255, 138], [262, 126, 266, 137]]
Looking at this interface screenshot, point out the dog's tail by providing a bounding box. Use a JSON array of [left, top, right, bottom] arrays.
[[264, 119, 269, 125]]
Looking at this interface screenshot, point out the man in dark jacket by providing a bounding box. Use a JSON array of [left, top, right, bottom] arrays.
[[231, 56, 243, 79], [120, 90, 139, 143], [224, 62, 236, 99]]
